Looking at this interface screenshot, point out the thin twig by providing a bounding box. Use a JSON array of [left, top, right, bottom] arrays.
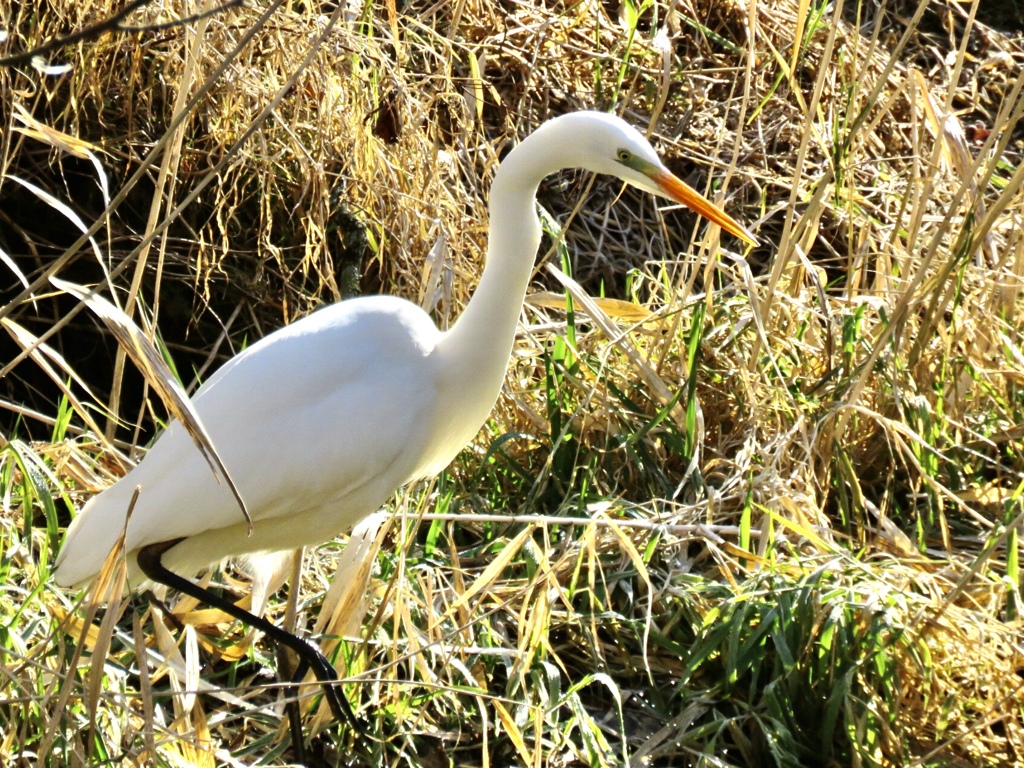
[[401, 512, 749, 539], [0, 0, 244, 67]]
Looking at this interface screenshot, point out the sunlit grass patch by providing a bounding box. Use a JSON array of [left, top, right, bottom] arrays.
[[1, 0, 1023, 765]]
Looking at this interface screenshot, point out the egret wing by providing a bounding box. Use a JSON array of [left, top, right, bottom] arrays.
[[55, 297, 441, 587]]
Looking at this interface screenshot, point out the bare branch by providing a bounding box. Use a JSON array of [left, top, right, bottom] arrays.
[[0, 0, 244, 68]]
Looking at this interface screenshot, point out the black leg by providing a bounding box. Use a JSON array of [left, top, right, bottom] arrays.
[[136, 540, 360, 737], [278, 645, 308, 765]]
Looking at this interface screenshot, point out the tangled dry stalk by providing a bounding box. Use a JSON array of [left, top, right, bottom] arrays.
[[1, 0, 1023, 765]]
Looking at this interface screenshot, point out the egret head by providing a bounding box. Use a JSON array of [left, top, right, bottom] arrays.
[[538, 111, 757, 246]]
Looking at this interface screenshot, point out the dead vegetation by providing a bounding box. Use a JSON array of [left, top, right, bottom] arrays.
[[1, 0, 1023, 765]]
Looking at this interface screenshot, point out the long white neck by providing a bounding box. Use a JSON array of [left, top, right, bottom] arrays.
[[435, 127, 565, 423]]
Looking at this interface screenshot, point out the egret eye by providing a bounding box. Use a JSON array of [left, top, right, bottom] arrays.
[[616, 149, 632, 162]]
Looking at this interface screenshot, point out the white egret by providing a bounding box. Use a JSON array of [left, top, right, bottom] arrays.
[[54, 111, 755, 733]]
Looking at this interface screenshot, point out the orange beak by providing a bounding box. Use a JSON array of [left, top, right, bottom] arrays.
[[652, 168, 757, 246]]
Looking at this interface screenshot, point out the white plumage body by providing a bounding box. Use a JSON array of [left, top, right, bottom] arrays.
[[55, 296, 475, 586]]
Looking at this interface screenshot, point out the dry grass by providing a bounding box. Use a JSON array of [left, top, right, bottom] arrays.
[[1, 0, 1024, 765]]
